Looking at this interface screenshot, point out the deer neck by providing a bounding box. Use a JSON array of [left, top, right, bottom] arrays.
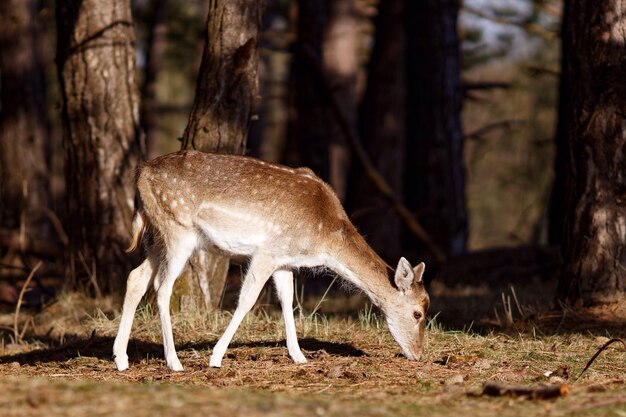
[[328, 228, 395, 313]]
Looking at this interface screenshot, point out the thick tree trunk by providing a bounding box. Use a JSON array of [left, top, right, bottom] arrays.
[[0, 0, 51, 239], [405, 0, 467, 258], [352, 0, 406, 263], [56, 0, 144, 295], [177, 0, 262, 310], [558, 0, 626, 305]]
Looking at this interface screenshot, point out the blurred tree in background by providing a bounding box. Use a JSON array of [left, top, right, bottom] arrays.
[[0, 0, 52, 252], [351, 0, 405, 263], [286, 0, 356, 203], [139, 0, 171, 160], [404, 0, 467, 259]]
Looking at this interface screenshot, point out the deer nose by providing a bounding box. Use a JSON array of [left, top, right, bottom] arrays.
[[412, 344, 424, 361]]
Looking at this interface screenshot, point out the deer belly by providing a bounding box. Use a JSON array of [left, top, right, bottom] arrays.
[[196, 205, 282, 256]]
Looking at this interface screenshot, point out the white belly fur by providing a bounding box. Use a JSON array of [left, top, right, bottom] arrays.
[[195, 204, 279, 256]]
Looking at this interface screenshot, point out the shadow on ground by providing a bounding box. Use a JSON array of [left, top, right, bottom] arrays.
[[0, 335, 365, 366]]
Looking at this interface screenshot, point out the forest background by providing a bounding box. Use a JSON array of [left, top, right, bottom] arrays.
[[1, 0, 625, 328]]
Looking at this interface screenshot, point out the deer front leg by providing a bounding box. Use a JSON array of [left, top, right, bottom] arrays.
[[113, 255, 158, 371], [273, 270, 307, 364], [209, 254, 276, 368]]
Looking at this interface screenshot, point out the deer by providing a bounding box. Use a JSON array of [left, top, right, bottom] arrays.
[[112, 150, 430, 371]]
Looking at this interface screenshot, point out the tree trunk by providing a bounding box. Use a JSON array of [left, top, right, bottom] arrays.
[[322, 0, 357, 202], [558, 0, 626, 305], [547, 1, 570, 246], [177, 0, 262, 310], [286, 0, 356, 202], [351, 0, 406, 263], [0, 0, 51, 240], [404, 0, 467, 258], [140, 0, 170, 160], [286, 0, 328, 175], [56, 0, 144, 295]]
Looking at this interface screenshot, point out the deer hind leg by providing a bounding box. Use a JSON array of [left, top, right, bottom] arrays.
[[154, 232, 198, 371], [273, 269, 307, 364], [209, 254, 276, 368], [113, 253, 159, 371]]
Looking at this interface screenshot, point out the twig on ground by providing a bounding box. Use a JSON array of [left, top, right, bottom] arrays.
[[576, 338, 626, 382], [481, 381, 569, 399], [13, 261, 43, 343], [78, 252, 103, 299]]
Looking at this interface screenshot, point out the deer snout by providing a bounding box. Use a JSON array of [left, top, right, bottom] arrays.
[[400, 343, 424, 361], [407, 351, 422, 361]]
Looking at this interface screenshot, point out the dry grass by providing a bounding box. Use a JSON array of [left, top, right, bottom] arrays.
[[0, 293, 626, 417]]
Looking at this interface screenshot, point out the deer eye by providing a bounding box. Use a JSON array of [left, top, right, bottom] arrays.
[[413, 311, 422, 321]]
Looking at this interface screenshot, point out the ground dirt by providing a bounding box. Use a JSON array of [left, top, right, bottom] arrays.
[[0, 284, 625, 417]]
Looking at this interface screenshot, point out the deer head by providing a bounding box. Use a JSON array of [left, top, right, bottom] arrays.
[[383, 258, 429, 360]]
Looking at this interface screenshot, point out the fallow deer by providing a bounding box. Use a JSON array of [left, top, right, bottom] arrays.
[[113, 150, 430, 371]]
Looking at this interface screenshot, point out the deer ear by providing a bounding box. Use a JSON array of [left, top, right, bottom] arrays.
[[394, 257, 415, 292], [413, 262, 425, 283]]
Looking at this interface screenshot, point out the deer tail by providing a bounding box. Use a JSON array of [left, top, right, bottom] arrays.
[[126, 207, 146, 253]]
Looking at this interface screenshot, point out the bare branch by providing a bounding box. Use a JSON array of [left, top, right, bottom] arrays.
[[464, 119, 526, 141], [533, 0, 562, 18], [525, 65, 560, 78], [462, 81, 511, 92]]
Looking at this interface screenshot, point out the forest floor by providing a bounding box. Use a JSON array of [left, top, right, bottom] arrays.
[[0, 281, 626, 417]]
